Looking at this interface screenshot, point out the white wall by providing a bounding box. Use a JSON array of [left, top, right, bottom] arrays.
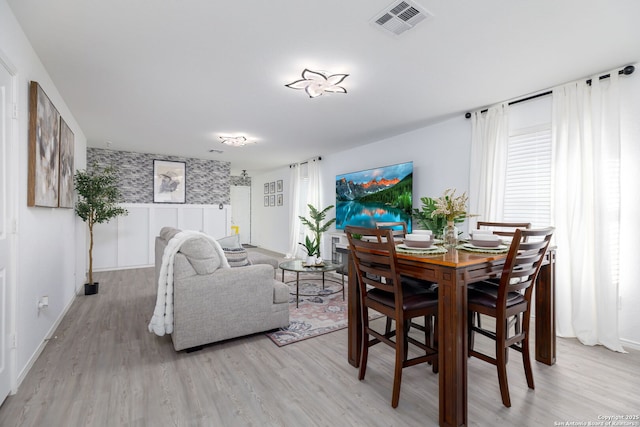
[[251, 168, 290, 254], [1, 0, 88, 387]]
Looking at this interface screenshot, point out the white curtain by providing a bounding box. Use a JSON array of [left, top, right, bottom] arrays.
[[552, 72, 625, 352], [469, 103, 510, 227], [286, 164, 302, 258]]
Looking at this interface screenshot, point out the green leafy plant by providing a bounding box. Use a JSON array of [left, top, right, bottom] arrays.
[[74, 164, 128, 284], [298, 204, 336, 258], [413, 196, 465, 238], [299, 235, 319, 256]]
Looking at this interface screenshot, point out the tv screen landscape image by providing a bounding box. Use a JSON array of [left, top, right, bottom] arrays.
[[335, 161, 413, 232]]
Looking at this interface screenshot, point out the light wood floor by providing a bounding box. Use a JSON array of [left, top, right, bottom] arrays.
[[1, 266, 639, 427]]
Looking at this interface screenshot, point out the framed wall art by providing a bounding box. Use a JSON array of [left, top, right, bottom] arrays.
[[153, 160, 186, 203], [58, 118, 75, 208], [264, 183, 269, 194], [269, 195, 275, 206], [277, 179, 283, 192], [28, 81, 61, 207], [264, 196, 269, 207], [277, 193, 283, 206], [269, 181, 275, 194]]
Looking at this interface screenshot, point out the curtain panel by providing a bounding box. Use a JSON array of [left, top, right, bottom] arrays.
[[552, 72, 625, 352], [469, 103, 510, 226]]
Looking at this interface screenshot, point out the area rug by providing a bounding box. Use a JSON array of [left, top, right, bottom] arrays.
[[266, 274, 382, 347]]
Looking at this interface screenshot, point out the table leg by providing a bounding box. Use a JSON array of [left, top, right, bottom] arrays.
[[296, 271, 300, 308], [535, 249, 556, 365], [347, 253, 361, 367], [438, 269, 468, 427]]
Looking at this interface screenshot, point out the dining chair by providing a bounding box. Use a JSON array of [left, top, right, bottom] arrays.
[[375, 221, 408, 239], [345, 225, 438, 408], [471, 221, 533, 338], [467, 227, 554, 407], [476, 221, 532, 239]]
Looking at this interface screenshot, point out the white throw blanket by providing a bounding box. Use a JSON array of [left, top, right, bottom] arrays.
[[148, 230, 230, 336]]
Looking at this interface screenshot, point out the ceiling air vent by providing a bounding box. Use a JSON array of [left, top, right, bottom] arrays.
[[371, 0, 432, 36]]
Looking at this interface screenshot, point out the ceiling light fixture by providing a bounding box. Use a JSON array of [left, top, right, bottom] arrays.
[[285, 69, 349, 98], [219, 136, 253, 147]]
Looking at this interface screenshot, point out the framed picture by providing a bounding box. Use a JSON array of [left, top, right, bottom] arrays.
[[277, 193, 283, 206], [153, 160, 186, 203], [264, 183, 269, 194], [269, 195, 275, 206], [58, 118, 75, 208], [28, 81, 61, 207], [276, 179, 283, 192], [269, 181, 275, 193], [264, 196, 269, 207]]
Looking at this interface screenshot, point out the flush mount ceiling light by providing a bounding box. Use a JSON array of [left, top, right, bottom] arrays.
[[285, 69, 349, 98], [219, 136, 254, 147]]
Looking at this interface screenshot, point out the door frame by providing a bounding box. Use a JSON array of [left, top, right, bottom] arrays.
[[0, 48, 19, 399]]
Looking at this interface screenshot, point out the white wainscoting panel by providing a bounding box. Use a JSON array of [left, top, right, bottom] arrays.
[[91, 204, 231, 271], [117, 207, 149, 268]]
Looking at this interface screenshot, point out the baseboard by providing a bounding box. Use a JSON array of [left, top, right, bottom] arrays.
[[621, 338, 640, 351], [15, 292, 77, 390]]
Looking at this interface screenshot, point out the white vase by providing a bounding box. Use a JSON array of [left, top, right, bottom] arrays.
[[306, 256, 316, 266]]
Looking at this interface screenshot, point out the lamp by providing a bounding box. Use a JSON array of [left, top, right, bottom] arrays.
[[285, 69, 349, 98], [219, 136, 252, 147]]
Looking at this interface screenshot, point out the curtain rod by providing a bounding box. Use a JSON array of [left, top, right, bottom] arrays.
[[464, 64, 635, 118], [289, 156, 322, 168]]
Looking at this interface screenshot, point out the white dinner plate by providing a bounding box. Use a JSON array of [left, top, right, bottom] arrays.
[[397, 243, 440, 251], [462, 243, 509, 251]]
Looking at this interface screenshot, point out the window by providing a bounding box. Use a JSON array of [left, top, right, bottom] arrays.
[[502, 125, 552, 228]]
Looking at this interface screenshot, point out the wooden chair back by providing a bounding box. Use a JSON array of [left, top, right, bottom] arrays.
[[497, 227, 554, 307], [477, 221, 532, 239], [345, 225, 401, 300], [375, 221, 408, 239]]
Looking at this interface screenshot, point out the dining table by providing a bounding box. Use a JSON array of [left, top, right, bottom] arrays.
[[341, 244, 556, 427]]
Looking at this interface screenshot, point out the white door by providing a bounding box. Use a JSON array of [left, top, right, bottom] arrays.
[[230, 186, 251, 245], [0, 58, 14, 404]]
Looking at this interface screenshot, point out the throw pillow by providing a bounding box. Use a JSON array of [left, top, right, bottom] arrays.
[[223, 247, 250, 267], [179, 237, 221, 274], [217, 234, 241, 249]]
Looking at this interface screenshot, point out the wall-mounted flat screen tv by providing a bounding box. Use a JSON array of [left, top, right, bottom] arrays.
[[335, 161, 413, 232]]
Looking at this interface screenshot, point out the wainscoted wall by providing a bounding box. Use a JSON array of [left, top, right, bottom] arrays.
[[87, 148, 231, 204], [93, 203, 232, 271]]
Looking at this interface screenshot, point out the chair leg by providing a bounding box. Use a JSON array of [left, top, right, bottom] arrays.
[[432, 315, 439, 374], [359, 312, 370, 381], [468, 312, 476, 357], [522, 331, 535, 390], [392, 320, 406, 408], [495, 322, 511, 407]]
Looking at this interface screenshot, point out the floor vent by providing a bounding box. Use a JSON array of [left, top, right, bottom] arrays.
[[371, 0, 432, 36]]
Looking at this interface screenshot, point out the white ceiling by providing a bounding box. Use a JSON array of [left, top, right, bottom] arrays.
[[7, 0, 640, 175]]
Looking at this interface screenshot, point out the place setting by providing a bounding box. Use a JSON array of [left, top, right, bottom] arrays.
[[457, 230, 510, 253], [396, 230, 448, 255]]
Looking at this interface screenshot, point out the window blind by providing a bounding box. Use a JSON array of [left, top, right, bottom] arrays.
[[503, 126, 552, 228]]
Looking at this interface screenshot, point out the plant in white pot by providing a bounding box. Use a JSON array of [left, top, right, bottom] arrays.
[[74, 163, 128, 295], [298, 204, 335, 265]]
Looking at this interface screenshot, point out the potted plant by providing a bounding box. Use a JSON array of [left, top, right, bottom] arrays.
[[299, 235, 319, 266], [413, 193, 466, 240], [74, 163, 128, 295], [298, 204, 336, 263]]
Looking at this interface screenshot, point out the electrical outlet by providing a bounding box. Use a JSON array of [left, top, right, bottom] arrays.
[[37, 296, 49, 315]]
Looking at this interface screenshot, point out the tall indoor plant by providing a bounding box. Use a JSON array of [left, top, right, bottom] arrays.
[[299, 204, 336, 261], [74, 163, 128, 295]]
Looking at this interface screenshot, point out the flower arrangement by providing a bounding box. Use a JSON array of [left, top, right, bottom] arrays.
[[431, 188, 468, 223]]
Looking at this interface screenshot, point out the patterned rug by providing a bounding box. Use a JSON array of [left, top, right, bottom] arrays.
[[266, 273, 381, 346]]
